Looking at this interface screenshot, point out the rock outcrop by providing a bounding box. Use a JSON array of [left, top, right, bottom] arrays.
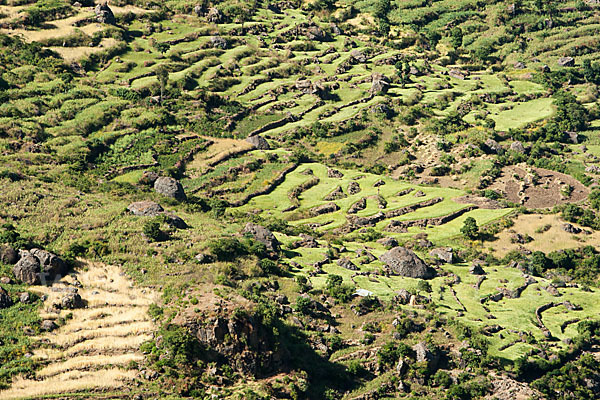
[[246, 135, 270, 150]]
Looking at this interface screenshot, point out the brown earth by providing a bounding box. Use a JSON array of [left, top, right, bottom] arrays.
[[490, 164, 588, 209]]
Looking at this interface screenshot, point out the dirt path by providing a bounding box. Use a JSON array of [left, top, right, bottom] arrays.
[[0, 262, 157, 400]]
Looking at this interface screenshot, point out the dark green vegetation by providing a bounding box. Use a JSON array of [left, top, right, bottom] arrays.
[[1, 0, 600, 399]]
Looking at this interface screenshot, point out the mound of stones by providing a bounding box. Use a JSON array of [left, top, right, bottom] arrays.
[[13, 249, 67, 285], [380, 247, 436, 279]]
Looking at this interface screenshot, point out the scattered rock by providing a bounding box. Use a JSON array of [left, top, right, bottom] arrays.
[[585, 165, 600, 174], [414, 190, 425, 197], [127, 201, 164, 217], [246, 135, 270, 150], [380, 247, 436, 279], [154, 177, 186, 201], [429, 247, 453, 264], [242, 223, 280, 252], [95, 2, 115, 24], [0, 244, 18, 264]]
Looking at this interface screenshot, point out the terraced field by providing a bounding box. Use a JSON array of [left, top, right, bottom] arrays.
[[0, 262, 156, 400]]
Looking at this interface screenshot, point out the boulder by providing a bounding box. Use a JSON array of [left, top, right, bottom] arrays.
[[206, 7, 223, 23], [469, 262, 486, 275], [306, 25, 328, 41], [210, 35, 228, 49], [13, 249, 67, 285], [0, 277, 10, 284], [558, 57, 575, 67], [139, 171, 159, 186], [514, 61, 526, 69], [449, 69, 467, 80], [369, 73, 390, 94], [127, 201, 164, 217], [154, 177, 186, 201], [327, 168, 344, 178], [60, 292, 83, 309], [0, 244, 18, 264], [13, 252, 41, 285], [40, 320, 57, 331], [30, 249, 67, 280], [195, 253, 213, 263], [562, 223, 581, 234], [324, 186, 346, 201], [412, 342, 439, 369], [246, 135, 270, 150], [485, 138, 502, 154], [95, 3, 115, 25], [19, 292, 31, 304], [350, 50, 368, 63], [163, 212, 188, 229], [429, 247, 454, 264], [310, 202, 340, 216], [380, 247, 436, 279], [0, 287, 12, 309], [348, 181, 361, 195], [242, 223, 280, 252], [194, 4, 203, 16], [510, 141, 526, 154]]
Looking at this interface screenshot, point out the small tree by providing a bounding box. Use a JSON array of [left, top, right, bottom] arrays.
[[155, 65, 169, 103], [461, 217, 479, 240]]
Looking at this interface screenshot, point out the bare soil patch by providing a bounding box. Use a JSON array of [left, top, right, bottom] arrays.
[[490, 164, 588, 208]]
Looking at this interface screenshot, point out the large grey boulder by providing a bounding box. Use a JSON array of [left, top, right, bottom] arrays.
[[13, 249, 67, 285], [95, 3, 115, 25], [127, 201, 164, 217], [242, 223, 280, 252], [154, 177, 186, 201], [380, 247, 436, 279], [210, 35, 228, 49], [0, 287, 12, 309], [13, 252, 41, 285], [246, 135, 270, 150]]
